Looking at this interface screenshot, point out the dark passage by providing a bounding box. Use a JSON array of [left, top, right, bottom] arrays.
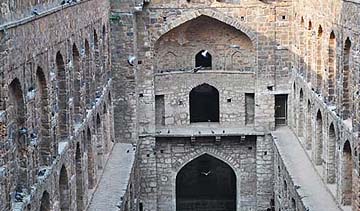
[[176, 154, 236, 211], [195, 50, 212, 69], [190, 84, 219, 123]]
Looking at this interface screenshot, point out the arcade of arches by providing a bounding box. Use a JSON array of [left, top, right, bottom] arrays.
[[1, 0, 360, 210]]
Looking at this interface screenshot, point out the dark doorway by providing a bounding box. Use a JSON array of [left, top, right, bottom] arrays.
[[195, 50, 212, 69], [176, 154, 236, 211], [275, 94, 288, 126], [190, 84, 219, 123]]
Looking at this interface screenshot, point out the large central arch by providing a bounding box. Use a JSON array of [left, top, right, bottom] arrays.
[[176, 154, 236, 211]]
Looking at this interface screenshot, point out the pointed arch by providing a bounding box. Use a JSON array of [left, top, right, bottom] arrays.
[[73, 44, 82, 123], [327, 123, 336, 183], [9, 78, 28, 188], [176, 154, 236, 211], [315, 110, 323, 166], [342, 38, 351, 119], [96, 113, 104, 169], [298, 89, 305, 137], [75, 142, 84, 210], [341, 140, 352, 206], [59, 165, 70, 211], [328, 31, 336, 103], [36, 67, 51, 166], [316, 25, 323, 93], [195, 50, 212, 69], [87, 127, 95, 189], [306, 21, 313, 83], [40, 191, 51, 211], [190, 84, 219, 123], [56, 52, 68, 140], [94, 30, 101, 92], [84, 39, 92, 108], [154, 12, 256, 43], [306, 100, 312, 150]]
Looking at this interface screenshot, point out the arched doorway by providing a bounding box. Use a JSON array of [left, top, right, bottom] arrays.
[[40, 191, 50, 211], [195, 50, 212, 69], [341, 141, 352, 206], [190, 84, 219, 123], [176, 154, 236, 211], [306, 100, 312, 150], [59, 165, 70, 211]]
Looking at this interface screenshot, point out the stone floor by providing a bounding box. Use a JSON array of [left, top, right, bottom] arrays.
[[272, 127, 342, 211], [88, 143, 135, 211]]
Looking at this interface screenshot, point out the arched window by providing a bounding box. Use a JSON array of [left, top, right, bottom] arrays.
[[176, 154, 236, 211], [195, 50, 212, 69], [190, 84, 219, 123]]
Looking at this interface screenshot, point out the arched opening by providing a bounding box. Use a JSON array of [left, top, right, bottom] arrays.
[[190, 84, 219, 123], [87, 127, 95, 189], [9, 78, 28, 189], [96, 114, 103, 169], [316, 25, 323, 93], [342, 38, 351, 119], [102, 104, 110, 154], [84, 39, 92, 109], [291, 198, 296, 210], [36, 67, 51, 166], [327, 123, 336, 183], [56, 52, 68, 140], [306, 100, 312, 150], [328, 32, 336, 103], [298, 89, 305, 138], [299, 17, 305, 76], [306, 21, 313, 83], [40, 191, 51, 211], [195, 50, 212, 69], [341, 141, 352, 206], [94, 30, 101, 92], [315, 110, 323, 167], [73, 44, 82, 123], [75, 142, 83, 211], [59, 165, 70, 211], [176, 154, 236, 211]]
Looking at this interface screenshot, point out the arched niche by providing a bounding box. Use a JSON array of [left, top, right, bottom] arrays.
[[189, 84, 219, 123], [176, 154, 236, 211], [154, 15, 255, 73]]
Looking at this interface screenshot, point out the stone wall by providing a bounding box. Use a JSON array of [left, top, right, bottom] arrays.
[[0, 0, 115, 210], [273, 138, 306, 211], [289, 0, 360, 209], [154, 72, 255, 127]]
